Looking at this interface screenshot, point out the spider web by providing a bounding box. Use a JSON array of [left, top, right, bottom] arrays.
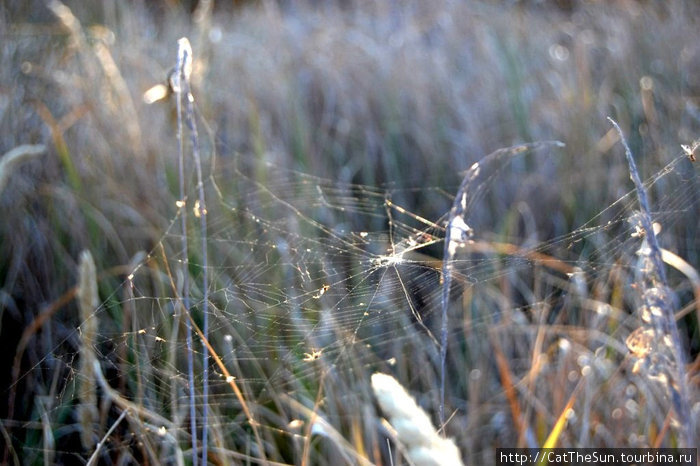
[[24, 134, 699, 461]]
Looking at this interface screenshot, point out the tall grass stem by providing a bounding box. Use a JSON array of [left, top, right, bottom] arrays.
[[608, 117, 693, 447], [174, 38, 198, 466], [178, 37, 211, 465]]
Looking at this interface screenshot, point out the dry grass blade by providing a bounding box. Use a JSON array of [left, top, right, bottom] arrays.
[[660, 248, 700, 325], [541, 378, 584, 450], [91, 357, 171, 427], [85, 410, 128, 466], [186, 309, 267, 460], [8, 286, 77, 425], [46, 0, 86, 48], [0, 145, 45, 195], [491, 336, 526, 446], [38, 398, 54, 466], [48, 0, 142, 154], [282, 394, 374, 466], [77, 251, 98, 332], [77, 251, 99, 450], [608, 118, 694, 447], [0, 422, 19, 466], [607, 119, 666, 283], [439, 141, 564, 425]]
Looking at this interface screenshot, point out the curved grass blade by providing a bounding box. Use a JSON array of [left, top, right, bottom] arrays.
[[439, 140, 564, 426]]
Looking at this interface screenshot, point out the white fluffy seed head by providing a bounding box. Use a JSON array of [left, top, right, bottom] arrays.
[[371, 373, 464, 466]]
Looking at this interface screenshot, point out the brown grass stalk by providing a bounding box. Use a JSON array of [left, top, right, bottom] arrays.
[[491, 335, 527, 446], [76, 251, 99, 450], [609, 118, 694, 447]]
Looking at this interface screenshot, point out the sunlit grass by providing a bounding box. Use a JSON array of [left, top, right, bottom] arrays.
[[1, 1, 698, 464]]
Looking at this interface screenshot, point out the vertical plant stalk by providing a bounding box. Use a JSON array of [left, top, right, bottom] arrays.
[[608, 118, 693, 447], [77, 250, 99, 451], [176, 37, 210, 465], [439, 141, 563, 427], [173, 39, 198, 466], [439, 166, 477, 427]]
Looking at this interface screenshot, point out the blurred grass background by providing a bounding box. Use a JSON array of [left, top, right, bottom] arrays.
[[1, 0, 698, 464]]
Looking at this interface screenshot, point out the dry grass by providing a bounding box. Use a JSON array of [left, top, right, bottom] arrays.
[[1, 1, 698, 464], [76, 250, 99, 451], [0, 144, 46, 195]]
